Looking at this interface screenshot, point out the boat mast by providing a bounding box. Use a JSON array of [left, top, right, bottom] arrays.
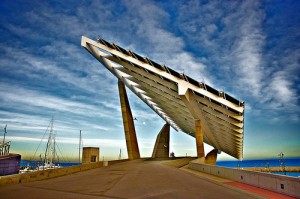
[[53, 130, 56, 167], [1, 124, 9, 156], [79, 130, 81, 164], [44, 118, 54, 167], [3, 124, 7, 146]]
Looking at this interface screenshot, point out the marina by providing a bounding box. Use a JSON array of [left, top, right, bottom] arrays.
[[19, 118, 63, 173]]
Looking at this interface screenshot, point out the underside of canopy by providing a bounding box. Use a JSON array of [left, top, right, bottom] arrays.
[[81, 36, 245, 160]]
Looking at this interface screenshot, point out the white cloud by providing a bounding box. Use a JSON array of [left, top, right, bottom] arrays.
[[270, 72, 296, 104], [119, 0, 208, 80], [229, 1, 265, 97], [7, 136, 126, 148], [0, 44, 117, 96], [0, 110, 113, 140], [0, 85, 110, 118], [175, 0, 299, 122]]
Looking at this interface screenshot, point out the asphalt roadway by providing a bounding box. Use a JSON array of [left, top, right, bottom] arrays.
[[0, 159, 265, 199]]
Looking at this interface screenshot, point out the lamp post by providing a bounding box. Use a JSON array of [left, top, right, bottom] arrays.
[[278, 152, 286, 175]]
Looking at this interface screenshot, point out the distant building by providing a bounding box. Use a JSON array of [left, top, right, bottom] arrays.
[[82, 147, 99, 164]]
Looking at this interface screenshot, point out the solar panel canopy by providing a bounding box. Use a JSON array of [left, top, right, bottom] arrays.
[[81, 36, 245, 160]]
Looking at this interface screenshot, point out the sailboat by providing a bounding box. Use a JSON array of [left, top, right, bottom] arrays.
[[0, 125, 21, 176], [20, 118, 62, 173], [37, 118, 61, 170]]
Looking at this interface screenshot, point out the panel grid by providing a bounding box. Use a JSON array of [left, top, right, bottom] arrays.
[[81, 36, 245, 160]]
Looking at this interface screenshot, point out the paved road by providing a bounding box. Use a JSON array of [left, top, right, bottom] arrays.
[[0, 159, 262, 199]]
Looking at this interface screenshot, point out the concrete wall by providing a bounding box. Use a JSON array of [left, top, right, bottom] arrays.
[[82, 147, 99, 164], [152, 124, 170, 158], [189, 162, 300, 198], [0, 159, 129, 186]]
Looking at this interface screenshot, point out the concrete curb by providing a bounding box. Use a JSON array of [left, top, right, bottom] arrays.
[[180, 165, 267, 199]]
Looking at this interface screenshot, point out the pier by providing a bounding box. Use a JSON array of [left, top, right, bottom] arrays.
[[244, 166, 300, 173], [1, 159, 298, 199]]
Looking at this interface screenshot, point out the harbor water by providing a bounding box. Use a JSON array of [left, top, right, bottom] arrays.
[[217, 158, 300, 177]]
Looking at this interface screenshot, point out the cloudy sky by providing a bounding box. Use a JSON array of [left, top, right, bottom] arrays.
[[0, 0, 299, 162]]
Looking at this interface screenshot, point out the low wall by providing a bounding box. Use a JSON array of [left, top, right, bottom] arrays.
[[0, 159, 129, 186], [107, 159, 129, 166], [189, 162, 300, 198]]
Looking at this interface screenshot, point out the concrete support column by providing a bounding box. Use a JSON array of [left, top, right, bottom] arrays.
[[195, 119, 205, 158], [118, 80, 140, 160], [152, 123, 170, 158], [205, 149, 218, 165]]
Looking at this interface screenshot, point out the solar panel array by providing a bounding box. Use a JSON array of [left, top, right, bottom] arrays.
[[82, 36, 245, 159]]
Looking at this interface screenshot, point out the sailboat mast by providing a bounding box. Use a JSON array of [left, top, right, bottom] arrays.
[[79, 130, 81, 164], [49, 119, 53, 167], [53, 131, 56, 167], [3, 124, 7, 146], [44, 118, 53, 167]]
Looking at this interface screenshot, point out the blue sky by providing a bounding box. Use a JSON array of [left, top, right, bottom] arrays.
[[0, 0, 299, 161]]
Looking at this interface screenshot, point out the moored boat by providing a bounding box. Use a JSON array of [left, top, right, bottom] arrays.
[[0, 125, 21, 176]]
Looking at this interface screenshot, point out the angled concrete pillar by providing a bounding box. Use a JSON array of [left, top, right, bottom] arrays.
[[195, 119, 205, 159], [178, 85, 210, 163], [118, 80, 140, 160], [152, 123, 170, 158], [205, 149, 218, 165]]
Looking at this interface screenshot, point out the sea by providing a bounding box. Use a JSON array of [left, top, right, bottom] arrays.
[[20, 160, 80, 168], [216, 158, 300, 177], [20, 158, 300, 177]]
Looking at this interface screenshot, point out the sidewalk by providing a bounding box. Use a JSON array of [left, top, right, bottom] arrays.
[[0, 159, 267, 199], [180, 165, 296, 199]]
